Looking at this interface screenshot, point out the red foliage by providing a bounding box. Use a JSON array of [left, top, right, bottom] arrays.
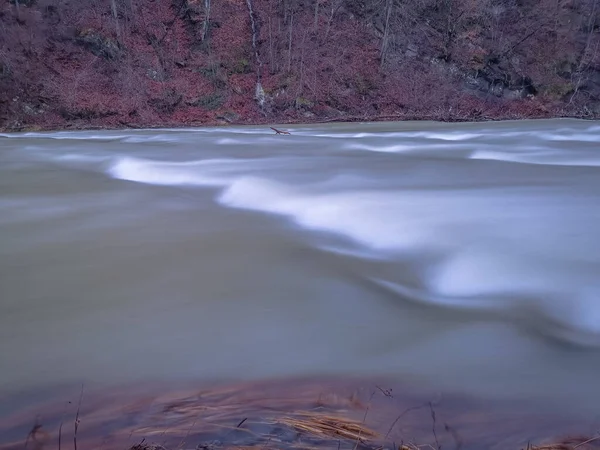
[[0, 0, 598, 131]]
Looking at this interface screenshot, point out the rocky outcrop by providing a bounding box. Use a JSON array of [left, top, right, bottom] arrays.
[[464, 60, 537, 100]]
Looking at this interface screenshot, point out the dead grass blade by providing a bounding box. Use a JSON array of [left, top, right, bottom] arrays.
[[528, 435, 600, 450], [278, 413, 379, 442]]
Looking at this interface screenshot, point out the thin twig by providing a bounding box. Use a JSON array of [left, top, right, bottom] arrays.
[[25, 416, 42, 448], [385, 404, 429, 439], [178, 416, 199, 449], [429, 402, 440, 450], [74, 385, 84, 450], [58, 400, 71, 450], [375, 386, 393, 398], [574, 435, 600, 448], [354, 390, 376, 450], [445, 423, 462, 450]]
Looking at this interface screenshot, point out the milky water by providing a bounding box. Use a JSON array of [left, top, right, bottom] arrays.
[[1, 119, 600, 416]]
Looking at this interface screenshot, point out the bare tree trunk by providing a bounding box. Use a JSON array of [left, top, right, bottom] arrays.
[[298, 29, 308, 95], [287, 10, 294, 72], [14, 0, 20, 22], [441, 0, 455, 61], [268, 16, 275, 74], [202, 0, 211, 41], [111, 0, 121, 43], [324, 0, 342, 43], [570, 0, 598, 104], [246, 0, 262, 78], [380, 0, 393, 68], [313, 0, 319, 31], [581, 0, 598, 66]]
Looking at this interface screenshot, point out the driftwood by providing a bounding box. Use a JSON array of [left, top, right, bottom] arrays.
[[270, 127, 291, 135]]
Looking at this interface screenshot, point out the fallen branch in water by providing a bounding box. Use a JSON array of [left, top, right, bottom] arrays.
[[270, 127, 291, 135]]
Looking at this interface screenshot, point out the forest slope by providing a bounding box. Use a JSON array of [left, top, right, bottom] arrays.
[[1, 0, 599, 130]]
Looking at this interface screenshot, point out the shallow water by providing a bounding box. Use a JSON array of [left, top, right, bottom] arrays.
[[1, 119, 600, 417]]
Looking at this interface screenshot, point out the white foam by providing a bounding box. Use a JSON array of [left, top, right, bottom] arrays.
[[375, 266, 600, 346], [424, 247, 600, 340], [310, 131, 482, 140], [318, 245, 387, 260], [216, 137, 245, 145], [470, 149, 600, 167], [57, 153, 113, 163], [121, 135, 180, 143], [430, 248, 552, 297], [108, 157, 238, 186], [81, 122, 600, 346], [541, 132, 600, 142], [218, 178, 475, 251], [30, 132, 130, 140], [371, 278, 507, 311], [419, 132, 482, 141], [342, 142, 415, 153]]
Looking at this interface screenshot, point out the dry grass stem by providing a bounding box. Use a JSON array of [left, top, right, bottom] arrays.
[[277, 413, 379, 442]]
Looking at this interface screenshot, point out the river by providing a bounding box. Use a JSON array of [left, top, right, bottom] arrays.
[[1, 119, 600, 422]]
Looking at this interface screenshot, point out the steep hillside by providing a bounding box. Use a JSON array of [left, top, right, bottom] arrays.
[[1, 0, 599, 130]]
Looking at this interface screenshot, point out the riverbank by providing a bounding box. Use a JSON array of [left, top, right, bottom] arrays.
[[2, 0, 599, 133], [1, 112, 597, 134], [1, 378, 598, 450]]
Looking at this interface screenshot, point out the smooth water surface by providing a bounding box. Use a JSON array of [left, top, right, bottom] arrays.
[[1, 119, 600, 414]]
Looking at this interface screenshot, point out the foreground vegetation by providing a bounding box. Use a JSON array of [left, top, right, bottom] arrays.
[[2, 379, 599, 450]]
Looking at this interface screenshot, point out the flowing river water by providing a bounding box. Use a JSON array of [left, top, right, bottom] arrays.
[[1, 119, 600, 437]]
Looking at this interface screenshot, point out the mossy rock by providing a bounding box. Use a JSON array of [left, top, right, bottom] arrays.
[[187, 93, 225, 110], [198, 64, 228, 89], [544, 83, 574, 100], [230, 58, 251, 74], [216, 111, 240, 123], [295, 97, 314, 110], [75, 29, 122, 60], [353, 75, 376, 96]]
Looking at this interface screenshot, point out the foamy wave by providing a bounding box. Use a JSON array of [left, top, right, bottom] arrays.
[[218, 178, 451, 250], [372, 278, 600, 346], [342, 142, 415, 153], [420, 132, 482, 141], [57, 154, 113, 163], [470, 149, 600, 167], [216, 175, 600, 346], [86, 122, 600, 347], [216, 137, 245, 145], [541, 133, 600, 142], [108, 157, 239, 186], [311, 131, 483, 140], [26, 132, 130, 140], [121, 135, 181, 144]]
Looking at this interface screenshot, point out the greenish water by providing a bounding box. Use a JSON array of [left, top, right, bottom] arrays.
[[1, 119, 600, 418]]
